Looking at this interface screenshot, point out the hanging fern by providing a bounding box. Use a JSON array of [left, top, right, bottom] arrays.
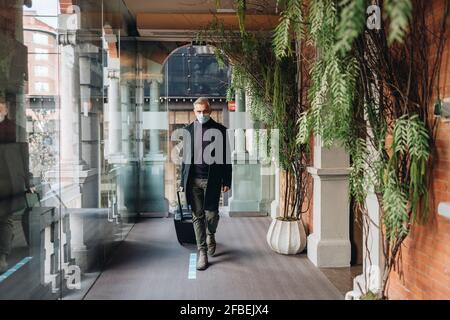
[[206, 0, 445, 299], [389, 114, 430, 223], [382, 169, 409, 241], [234, 0, 247, 36], [293, 0, 444, 299], [334, 0, 366, 54], [273, 0, 304, 60], [384, 0, 413, 45]]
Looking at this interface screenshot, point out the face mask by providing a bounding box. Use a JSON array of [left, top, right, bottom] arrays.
[[0, 114, 5, 123], [196, 114, 210, 124]]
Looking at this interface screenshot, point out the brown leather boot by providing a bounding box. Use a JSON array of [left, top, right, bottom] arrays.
[[196, 250, 208, 270]]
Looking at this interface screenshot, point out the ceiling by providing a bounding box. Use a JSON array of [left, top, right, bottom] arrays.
[[123, 0, 232, 14], [122, 0, 277, 15], [121, 0, 279, 40]]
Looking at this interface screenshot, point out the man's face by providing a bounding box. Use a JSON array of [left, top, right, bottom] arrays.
[[193, 103, 211, 117]]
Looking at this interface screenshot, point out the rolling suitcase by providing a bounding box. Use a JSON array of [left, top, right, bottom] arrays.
[[174, 190, 197, 245]]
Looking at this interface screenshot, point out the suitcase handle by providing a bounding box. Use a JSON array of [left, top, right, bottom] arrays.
[[176, 190, 185, 220]]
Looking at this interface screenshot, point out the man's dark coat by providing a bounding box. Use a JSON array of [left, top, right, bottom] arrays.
[[180, 118, 232, 211]]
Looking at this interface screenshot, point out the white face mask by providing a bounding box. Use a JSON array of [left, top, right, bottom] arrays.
[[196, 114, 210, 124], [0, 114, 5, 123]]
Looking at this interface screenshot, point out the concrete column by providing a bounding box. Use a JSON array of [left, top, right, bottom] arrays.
[[234, 89, 246, 156], [49, 31, 98, 210], [107, 64, 121, 158], [59, 32, 82, 167], [345, 191, 384, 299], [307, 136, 351, 267], [136, 53, 144, 160], [148, 79, 160, 155], [120, 82, 130, 156], [79, 42, 102, 170]]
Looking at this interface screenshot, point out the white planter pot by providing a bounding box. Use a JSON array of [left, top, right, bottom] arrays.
[[266, 217, 307, 255]]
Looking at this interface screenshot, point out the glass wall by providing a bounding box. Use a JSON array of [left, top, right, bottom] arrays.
[[0, 0, 231, 300], [0, 0, 132, 300]]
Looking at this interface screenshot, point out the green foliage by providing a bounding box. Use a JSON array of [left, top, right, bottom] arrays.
[[348, 138, 369, 204], [298, 0, 359, 147], [388, 114, 430, 225], [383, 169, 409, 241], [272, 0, 304, 60], [235, 0, 246, 36], [384, 0, 412, 45], [294, 1, 433, 295], [334, 0, 366, 54], [210, 0, 442, 299]]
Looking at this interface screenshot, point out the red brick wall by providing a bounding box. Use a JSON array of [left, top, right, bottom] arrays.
[[388, 0, 450, 300]]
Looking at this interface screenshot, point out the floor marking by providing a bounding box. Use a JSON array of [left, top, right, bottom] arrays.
[[0, 256, 33, 283], [188, 253, 197, 279]]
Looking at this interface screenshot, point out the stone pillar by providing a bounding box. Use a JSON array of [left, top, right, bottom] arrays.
[[140, 75, 168, 216], [135, 53, 144, 160], [307, 136, 351, 267], [345, 191, 384, 299], [78, 42, 102, 209], [59, 31, 83, 168], [234, 89, 246, 157], [107, 60, 122, 160], [148, 78, 161, 155], [120, 82, 130, 157], [52, 31, 97, 210]]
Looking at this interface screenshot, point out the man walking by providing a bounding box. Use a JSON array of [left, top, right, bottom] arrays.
[[180, 97, 232, 270]]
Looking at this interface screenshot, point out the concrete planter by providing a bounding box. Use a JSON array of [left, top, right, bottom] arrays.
[[266, 217, 307, 255]]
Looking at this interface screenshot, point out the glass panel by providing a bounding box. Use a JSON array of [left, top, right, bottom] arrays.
[[1, 0, 231, 300], [0, 0, 61, 300], [0, 0, 133, 300], [58, 0, 129, 300], [162, 45, 230, 210], [161, 45, 230, 98]]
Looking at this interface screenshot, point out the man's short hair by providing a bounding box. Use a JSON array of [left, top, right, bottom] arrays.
[[193, 97, 211, 109]]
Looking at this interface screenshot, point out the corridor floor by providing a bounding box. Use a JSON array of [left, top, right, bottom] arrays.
[[84, 214, 343, 300]]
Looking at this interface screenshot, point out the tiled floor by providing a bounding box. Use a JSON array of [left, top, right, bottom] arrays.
[[84, 214, 344, 300]]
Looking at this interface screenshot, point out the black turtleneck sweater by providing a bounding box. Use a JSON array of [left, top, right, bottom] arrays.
[[192, 118, 213, 179]]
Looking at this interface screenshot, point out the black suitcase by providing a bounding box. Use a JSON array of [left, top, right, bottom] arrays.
[[174, 190, 197, 245]]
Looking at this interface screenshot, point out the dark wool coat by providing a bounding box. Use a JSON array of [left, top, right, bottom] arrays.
[[180, 118, 232, 211]]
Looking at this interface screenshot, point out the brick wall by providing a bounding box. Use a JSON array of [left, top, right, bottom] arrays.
[[388, 0, 450, 300]]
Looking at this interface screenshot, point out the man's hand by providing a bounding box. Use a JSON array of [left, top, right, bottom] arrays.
[[222, 186, 230, 193]]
